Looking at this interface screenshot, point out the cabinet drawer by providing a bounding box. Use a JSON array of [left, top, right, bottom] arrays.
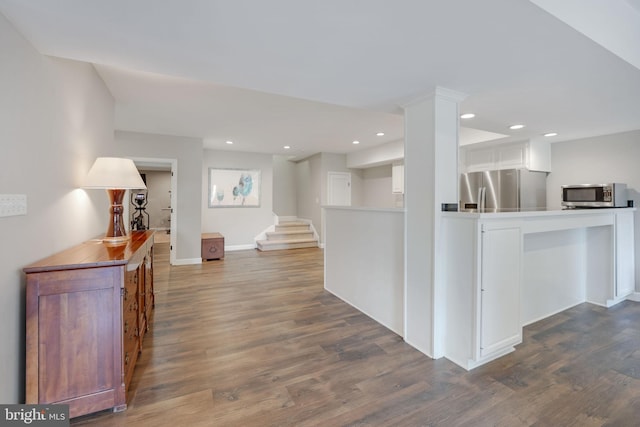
[[123, 309, 138, 342], [123, 279, 138, 311]]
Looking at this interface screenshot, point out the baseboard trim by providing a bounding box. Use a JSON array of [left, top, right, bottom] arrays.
[[323, 286, 403, 337], [523, 300, 584, 326], [172, 257, 202, 266], [628, 292, 640, 302], [226, 244, 256, 251]]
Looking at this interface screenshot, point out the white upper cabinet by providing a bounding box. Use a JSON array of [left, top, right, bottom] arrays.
[[465, 147, 495, 172], [461, 140, 551, 173]]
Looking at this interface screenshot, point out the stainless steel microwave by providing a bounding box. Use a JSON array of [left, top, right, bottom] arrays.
[[561, 183, 627, 208]]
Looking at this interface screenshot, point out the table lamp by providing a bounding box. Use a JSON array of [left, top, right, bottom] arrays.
[[84, 157, 147, 244]]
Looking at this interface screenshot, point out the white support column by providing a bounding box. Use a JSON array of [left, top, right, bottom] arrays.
[[403, 87, 466, 358]]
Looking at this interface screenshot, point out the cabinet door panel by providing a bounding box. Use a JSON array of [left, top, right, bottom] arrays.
[[465, 147, 495, 172], [480, 227, 521, 357], [497, 144, 526, 169], [615, 211, 635, 298], [39, 287, 116, 403]]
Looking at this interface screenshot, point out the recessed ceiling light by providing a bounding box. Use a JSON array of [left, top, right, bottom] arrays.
[[352, 140, 360, 145], [226, 140, 234, 145], [509, 124, 525, 130], [460, 113, 475, 119], [543, 132, 558, 137], [376, 132, 385, 136], [283, 145, 291, 149]]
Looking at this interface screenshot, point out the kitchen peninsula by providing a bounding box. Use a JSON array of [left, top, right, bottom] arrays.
[[442, 207, 636, 370], [323, 206, 637, 371]]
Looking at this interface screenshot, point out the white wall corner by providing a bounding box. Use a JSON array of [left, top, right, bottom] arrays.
[[255, 223, 276, 242]]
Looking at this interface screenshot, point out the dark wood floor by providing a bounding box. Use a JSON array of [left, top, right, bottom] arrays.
[[72, 243, 640, 426]]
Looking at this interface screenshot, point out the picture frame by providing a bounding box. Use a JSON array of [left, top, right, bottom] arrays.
[[208, 168, 261, 208]]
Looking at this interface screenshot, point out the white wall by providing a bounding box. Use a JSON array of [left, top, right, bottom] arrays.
[[347, 139, 404, 168], [115, 131, 203, 262], [296, 154, 323, 238], [272, 155, 297, 217], [202, 150, 274, 247], [295, 153, 365, 242], [0, 14, 115, 403], [404, 88, 463, 359], [361, 164, 403, 208], [522, 229, 586, 325], [548, 129, 640, 291], [324, 207, 405, 335]]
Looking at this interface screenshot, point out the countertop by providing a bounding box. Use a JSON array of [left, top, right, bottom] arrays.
[[443, 207, 636, 219], [23, 230, 155, 273]]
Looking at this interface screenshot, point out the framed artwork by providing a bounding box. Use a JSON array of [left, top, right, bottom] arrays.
[[208, 168, 261, 207]]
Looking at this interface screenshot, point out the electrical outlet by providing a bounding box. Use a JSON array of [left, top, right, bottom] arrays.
[[0, 194, 27, 217]]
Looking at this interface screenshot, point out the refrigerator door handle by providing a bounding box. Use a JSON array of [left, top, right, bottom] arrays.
[[477, 187, 483, 210], [480, 187, 486, 211]]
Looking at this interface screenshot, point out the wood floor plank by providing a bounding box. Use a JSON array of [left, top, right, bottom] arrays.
[[71, 243, 640, 426]]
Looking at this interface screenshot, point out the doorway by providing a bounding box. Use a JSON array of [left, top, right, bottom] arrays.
[[132, 157, 178, 265]]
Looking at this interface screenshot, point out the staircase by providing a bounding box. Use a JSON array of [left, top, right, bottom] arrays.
[[256, 221, 319, 251]]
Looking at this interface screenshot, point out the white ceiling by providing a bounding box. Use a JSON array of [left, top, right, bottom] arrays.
[[1, 0, 639, 162]]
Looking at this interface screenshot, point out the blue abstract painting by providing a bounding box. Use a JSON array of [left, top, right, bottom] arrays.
[[208, 168, 261, 207]]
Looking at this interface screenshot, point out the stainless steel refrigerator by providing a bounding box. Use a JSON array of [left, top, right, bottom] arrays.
[[459, 169, 547, 211]]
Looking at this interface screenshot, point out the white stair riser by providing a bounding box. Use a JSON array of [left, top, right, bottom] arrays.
[[266, 231, 314, 241], [275, 225, 310, 232], [257, 241, 318, 251]]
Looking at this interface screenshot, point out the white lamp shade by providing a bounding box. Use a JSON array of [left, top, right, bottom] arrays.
[[84, 157, 147, 189]]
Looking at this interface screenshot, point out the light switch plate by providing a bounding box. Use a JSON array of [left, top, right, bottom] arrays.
[[0, 194, 27, 217]]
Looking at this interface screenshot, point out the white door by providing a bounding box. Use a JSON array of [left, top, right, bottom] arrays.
[[327, 172, 351, 206]]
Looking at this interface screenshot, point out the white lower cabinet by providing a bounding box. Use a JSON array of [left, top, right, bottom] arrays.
[[443, 209, 635, 371], [479, 224, 522, 358], [442, 217, 523, 369], [614, 210, 635, 299]]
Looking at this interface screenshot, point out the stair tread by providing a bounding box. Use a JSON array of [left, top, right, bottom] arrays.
[[277, 221, 309, 227]]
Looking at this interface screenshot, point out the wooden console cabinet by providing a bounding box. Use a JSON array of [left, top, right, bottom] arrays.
[[24, 231, 154, 419]]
